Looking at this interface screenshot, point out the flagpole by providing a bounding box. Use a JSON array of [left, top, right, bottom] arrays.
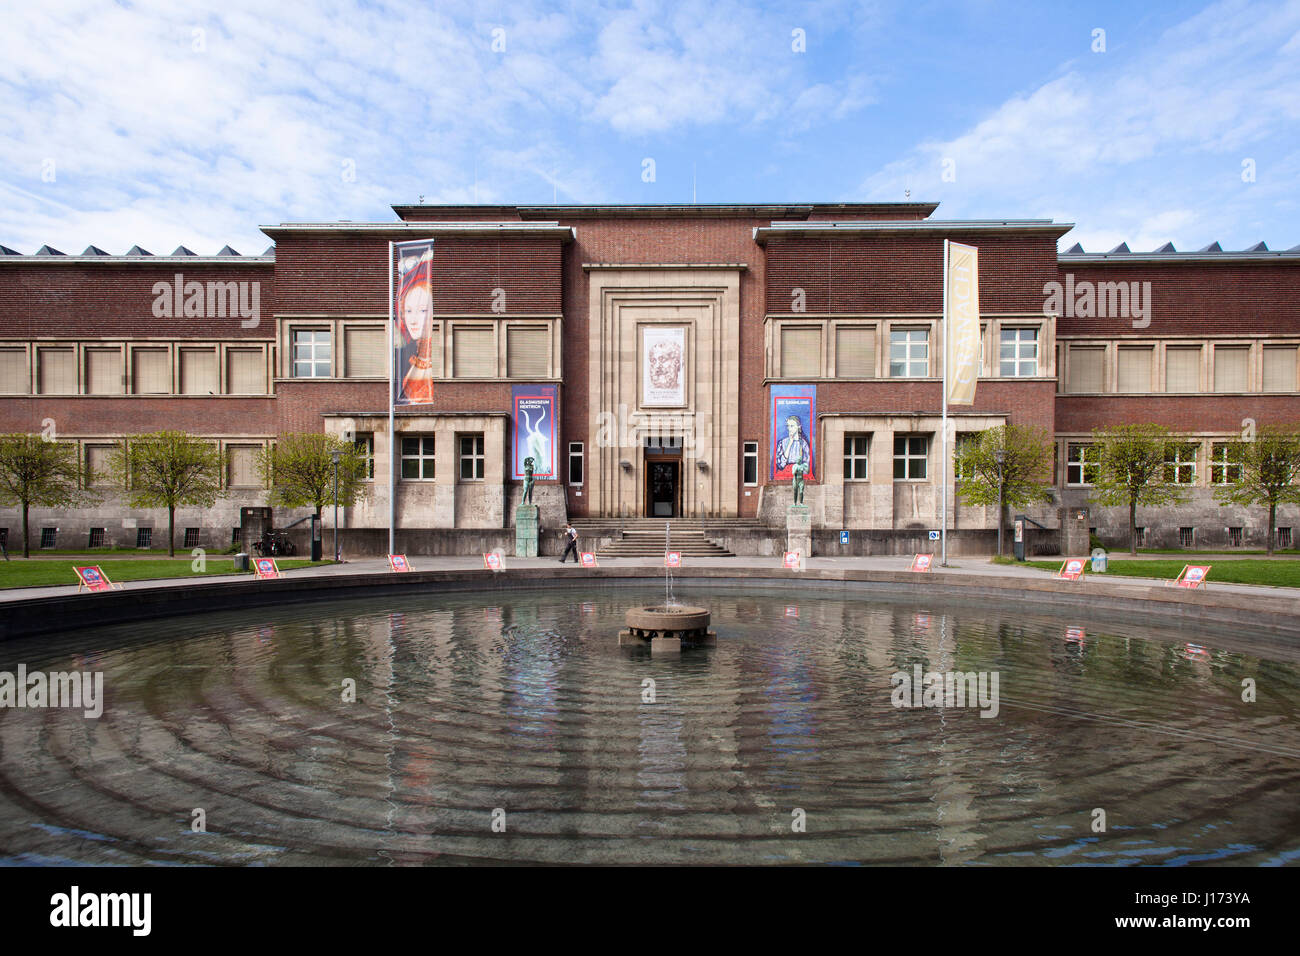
[[384, 239, 395, 556], [941, 239, 949, 567]]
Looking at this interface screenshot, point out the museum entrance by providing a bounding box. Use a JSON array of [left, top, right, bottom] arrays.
[[644, 435, 682, 517]]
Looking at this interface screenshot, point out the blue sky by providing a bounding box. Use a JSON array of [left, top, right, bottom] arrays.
[[1, 0, 1297, 255]]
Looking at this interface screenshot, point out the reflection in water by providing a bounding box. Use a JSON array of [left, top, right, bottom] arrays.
[[0, 588, 1297, 866]]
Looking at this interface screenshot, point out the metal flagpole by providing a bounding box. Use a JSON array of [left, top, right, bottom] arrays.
[[384, 239, 395, 556], [941, 239, 949, 567]]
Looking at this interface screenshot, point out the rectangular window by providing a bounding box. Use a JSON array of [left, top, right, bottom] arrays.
[[1210, 443, 1242, 485], [132, 348, 170, 394], [835, 327, 876, 378], [40, 528, 56, 549], [1214, 346, 1249, 392], [1263, 346, 1297, 392], [954, 434, 979, 481], [184, 527, 200, 548], [179, 348, 218, 394], [226, 445, 261, 487], [38, 347, 76, 394], [1179, 527, 1194, 549], [0, 348, 28, 394], [1164, 443, 1198, 485], [844, 434, 869, 481], [231, 527, 241, 547], [291, 329, 331, 378], [227, 348, 267, 393], [355, 433, 375, 479], [892, 434, 928, 480], [459, 434, 485, 481], [1066, 443, 1099, 485], [400, 435, 436, 479], [1228, 527, 1243, 548], [507, 327, 550, 378], [999, 328, 1038, 377], [781, 326, 822, 378], [1066, 346, 1104, 393], [1165, 346, 1201, 393], [889, 329, 928, 377], [136, 527, 152, 549], [85, 444, 115, 488], [453, 327, 495, 377], [88, 528, 105, 548], [1134, 527, 1146, 549], [568, 441, 584, 486], [743, 441, 758, 485], [1278, 528, 1292, 549], [1117, 346, 1152, 392], [344, 327, 387, 378], [85, 348, 123, 395]]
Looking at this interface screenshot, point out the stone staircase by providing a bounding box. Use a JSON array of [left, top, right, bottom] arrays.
[[570, 518, 738, 557]]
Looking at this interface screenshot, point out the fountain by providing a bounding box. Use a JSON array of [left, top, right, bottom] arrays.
[[619, 520, 715, 653]]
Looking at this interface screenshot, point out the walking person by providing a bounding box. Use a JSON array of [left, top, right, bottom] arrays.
[[559, 524, 580, 563]]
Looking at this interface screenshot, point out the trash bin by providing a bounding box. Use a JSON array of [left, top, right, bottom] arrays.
[[234, 552, 250, 572], [1090, 548, 1107, 573]]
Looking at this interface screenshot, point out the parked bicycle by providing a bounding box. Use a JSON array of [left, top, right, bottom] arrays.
[[252, 530, 296, 557]]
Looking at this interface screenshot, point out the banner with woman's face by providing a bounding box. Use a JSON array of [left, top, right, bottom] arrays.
[[770, 384, 816, 481], [393, 240, 435, 406]]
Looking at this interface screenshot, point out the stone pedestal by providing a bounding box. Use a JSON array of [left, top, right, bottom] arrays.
[[515, 504, 539, 558], [786, 504, 812, 558], [1060, 506, 1090, 557]]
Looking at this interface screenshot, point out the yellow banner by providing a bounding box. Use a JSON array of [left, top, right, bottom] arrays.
[[945, 241, 980, 405]]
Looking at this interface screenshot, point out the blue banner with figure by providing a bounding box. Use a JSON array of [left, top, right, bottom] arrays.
[[770, 384, 816, 481], [512, 384, 558, 480]]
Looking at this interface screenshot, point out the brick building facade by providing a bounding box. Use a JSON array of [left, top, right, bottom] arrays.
[[1, 202, 1297, 554]]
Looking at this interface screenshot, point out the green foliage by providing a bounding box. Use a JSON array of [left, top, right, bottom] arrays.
[[1212, 424, 1300, 555], [953, 424, 1055, 509], [258, 433, 369, 516], [0, 433, 98, 557], [107, 431, 226, 556], [1088, 424, 1185, 510], [1088, 423, 1189, 555]]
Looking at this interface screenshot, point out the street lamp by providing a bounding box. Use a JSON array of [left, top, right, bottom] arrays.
[[330, 449, 341, 563], [994, 447, 1007, 557]]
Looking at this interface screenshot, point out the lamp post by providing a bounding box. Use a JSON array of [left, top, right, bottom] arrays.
[[330, 449, 341, 563], [994, 447, 1007, 557]]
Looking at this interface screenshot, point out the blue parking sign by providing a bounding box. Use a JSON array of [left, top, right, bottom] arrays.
[[839, 531, 849, 544]]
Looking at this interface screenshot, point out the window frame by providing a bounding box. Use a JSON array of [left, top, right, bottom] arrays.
[[400, 434, 436, 481], [843, 433, 870, 482], [889, 328, 929, 378], [568, 441, 584, 486], [999, 327, 1039, 378], [291, 328, 332, 378], [742, 441, 758, 486], [1163, 442, 1199, 486], [1066, 443, 1100, 486], [1209, 442, 1241, 486], [892, 433, 928, 481], [458, 433, 485, 482]]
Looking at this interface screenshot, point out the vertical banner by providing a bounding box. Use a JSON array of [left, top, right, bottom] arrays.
[[770, 384, 816, 480], [642, 325, 687, 407], [393, 239, 436, 406], [512, 384, 558, 480], [945, 241, 981, 406]]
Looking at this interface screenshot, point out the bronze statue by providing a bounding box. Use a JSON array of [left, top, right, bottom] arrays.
[[792, 461, 806, 505], [522, 457, 535, 504]]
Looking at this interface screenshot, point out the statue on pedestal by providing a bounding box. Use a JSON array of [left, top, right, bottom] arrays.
[[522, 457, 535, 505], [791, 461, 806, 505]]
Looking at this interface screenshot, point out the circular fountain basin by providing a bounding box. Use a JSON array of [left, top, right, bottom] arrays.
[[621, 604, 714, 651]]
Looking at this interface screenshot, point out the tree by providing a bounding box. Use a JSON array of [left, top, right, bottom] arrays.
[[257, 433, 369, 559], [1089, 423, 1186, 556], [953, 424, 1055, 555], [108, 431, 225, 557], [0, 434, 98, 558], [1212, 424, 1300, 556]]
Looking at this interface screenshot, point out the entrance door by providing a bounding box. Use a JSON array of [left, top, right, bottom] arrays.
[[646, 460, 680, 517]]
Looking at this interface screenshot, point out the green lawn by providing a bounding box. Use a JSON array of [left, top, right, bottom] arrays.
[[1023, 558, 1300, 589], [0, 558, 331, 590]]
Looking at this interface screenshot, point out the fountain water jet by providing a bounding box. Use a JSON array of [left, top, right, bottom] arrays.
[[619, 521, 715, 653]]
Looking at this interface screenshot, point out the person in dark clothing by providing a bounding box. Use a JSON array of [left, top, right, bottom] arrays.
[[559, 524, 579, 563]]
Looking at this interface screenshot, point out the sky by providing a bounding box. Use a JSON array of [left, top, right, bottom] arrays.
[[1, 0, 1297, 256]]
